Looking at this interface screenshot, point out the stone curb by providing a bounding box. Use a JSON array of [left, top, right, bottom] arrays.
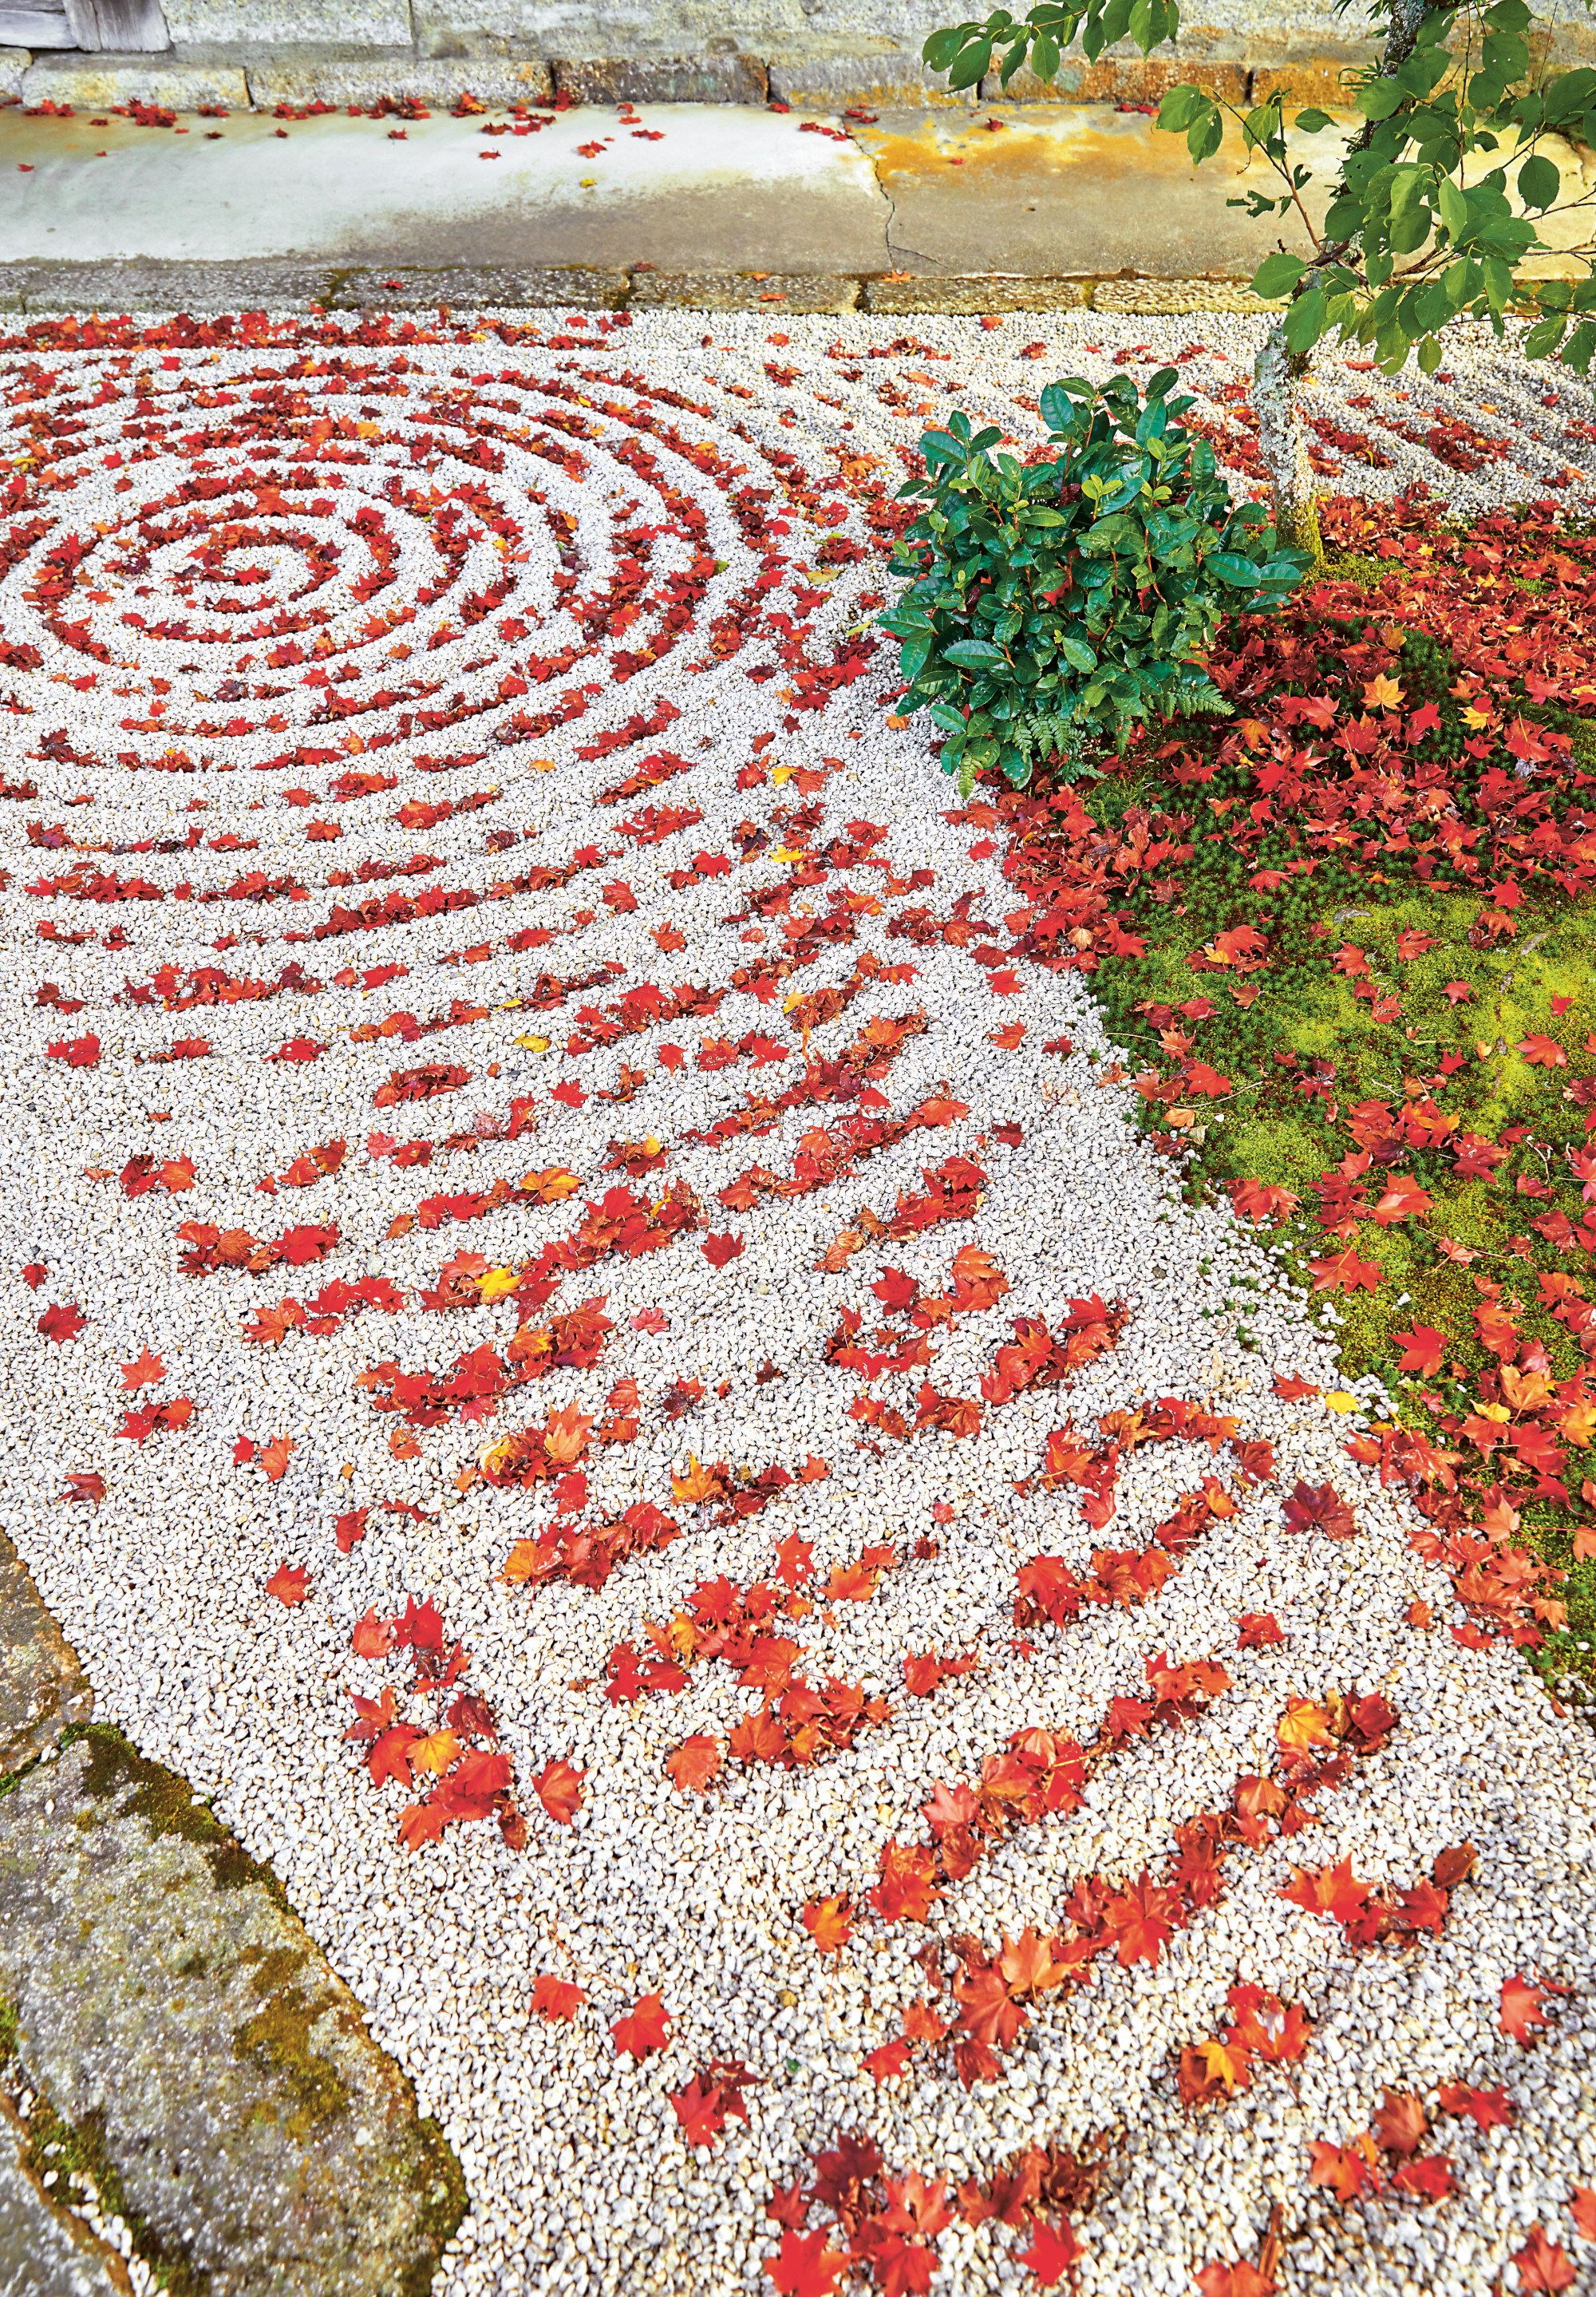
[[9, 22, 1589, 114], [0, 260, 1289, 318], [0, 1730, 467, 2297]]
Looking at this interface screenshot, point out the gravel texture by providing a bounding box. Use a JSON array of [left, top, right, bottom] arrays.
[[1, 305, 1594, 2296]]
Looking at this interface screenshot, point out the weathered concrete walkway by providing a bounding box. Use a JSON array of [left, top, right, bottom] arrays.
[[0, 98, 1341, 282]]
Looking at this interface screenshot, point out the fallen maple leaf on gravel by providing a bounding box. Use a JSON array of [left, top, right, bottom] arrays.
[[1570, 2188, 1596, 2240], [666, 1734, 724, 1793], [1195, 2263, 1274, 2297], [1282, 1481, 1357, 1540], [611, 1991, 670, 2058], [530, 1974, 586, 2021], [1514, 2225, 1577, 2293], [534, 1757, 586, 1824], [1500, 1971, 1554, 2042], [118, 1346, 167, 1390], [802, 1895, 853, 1953], [264, 1562, 310, 1606], [1019, 2215, 1081, 2283], [1309, 2134, 1381, 2201], [765, 2228, 845, 2296], [38, 1302, 86, 1343], [1392, 2156, 1454, 2200]]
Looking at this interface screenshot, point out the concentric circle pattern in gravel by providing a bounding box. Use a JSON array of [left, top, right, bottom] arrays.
[[3, 306, 1595, 2297]]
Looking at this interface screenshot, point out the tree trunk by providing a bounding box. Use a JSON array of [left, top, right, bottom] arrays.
[[1253, 317, 1322, 564]]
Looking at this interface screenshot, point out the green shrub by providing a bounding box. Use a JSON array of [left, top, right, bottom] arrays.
[[879, 367, 1310, 793]]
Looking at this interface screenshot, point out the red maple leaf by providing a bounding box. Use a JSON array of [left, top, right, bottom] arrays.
[[1513, 2227, 1576, 2293], [1393, 1323, 1446, 1377], [118, 1345, 166, 1390], [265, 1562, 310, 1606], [1101, 1872, 1178, 1966], [256, 1434, 295, 1482], [1236, 1611, 1285, 1649], [534, 1757, 586, 1825], [38, 1301, 86, 1344], [1282, 1480, 1358, 1540], [1392, 2156, 1454, 2200], [1309, 2135, 1380, 2202], [1307, 1243, 1382, 1293], [1018, 2216, 1081, 2284], [530, 1974, 586, 2021], [702, 1231, 745, 1267], [1436, 2081, 1512, 2129], [666, 1734, 724, 1794], [1195, 2263, 1274, 2297], [1281, 1856, 1373, 1925], [863, 2038, 911, 2085], [765, 2228, 846, 2297], [58, 1471, 106, 1505], [1500, 1971, 1552, 2043], [611, 1991, 671, 2058], [802, 1895, 853, 1954]]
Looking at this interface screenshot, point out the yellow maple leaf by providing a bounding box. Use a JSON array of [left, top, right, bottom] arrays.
[[514, 1031, 550, 1051], [476, 1266, 520, 1303], [1364, 673, 1404, 710], [672, 1452, 717, 1504], [1277, 1698, 1334, 1758], [1559, 1401, 1596, 1446], [410, 1731, 459, 1776]]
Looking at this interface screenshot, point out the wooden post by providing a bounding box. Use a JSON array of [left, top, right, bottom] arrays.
[[63, 0, 169, 47]]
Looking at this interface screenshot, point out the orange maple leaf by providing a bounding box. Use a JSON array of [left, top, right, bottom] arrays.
[[531, 1974, 586, 2021], [256, 1434, 295, 1482], [666, 1734, 724, 1794], [802, 1895, 854, 1954]]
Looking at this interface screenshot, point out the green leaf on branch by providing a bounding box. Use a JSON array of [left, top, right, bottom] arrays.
[[1516, 152, 1560, 210], [1282, 287, 1327, 354], [1251, 251, 1309, 298]]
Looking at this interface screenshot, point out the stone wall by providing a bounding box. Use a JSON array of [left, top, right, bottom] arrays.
[[5, 0, 1593, 110]]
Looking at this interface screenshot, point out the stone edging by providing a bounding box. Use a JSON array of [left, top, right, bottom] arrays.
[[0, 262, 1290, 318]]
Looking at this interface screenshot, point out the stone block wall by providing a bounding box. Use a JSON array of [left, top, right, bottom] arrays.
[[3, 0, 1590, 111]]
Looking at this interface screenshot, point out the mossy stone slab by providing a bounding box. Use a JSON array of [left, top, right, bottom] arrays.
[[0, 1731, 463, 2297]]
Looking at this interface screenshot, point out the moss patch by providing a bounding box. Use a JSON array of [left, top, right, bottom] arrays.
[[401, 2125, 469, 2297], [231, 1945, 354, 2141], [63, 1724, 294, 1918]]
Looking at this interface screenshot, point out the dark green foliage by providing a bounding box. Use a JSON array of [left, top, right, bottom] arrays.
[[878, 370, 1308, 793]]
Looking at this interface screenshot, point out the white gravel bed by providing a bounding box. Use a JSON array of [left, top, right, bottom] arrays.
[[1, 306, 1594, 2297]]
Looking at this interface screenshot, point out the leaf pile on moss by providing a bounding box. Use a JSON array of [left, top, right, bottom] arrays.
[[966, 488, 1596, 1693]]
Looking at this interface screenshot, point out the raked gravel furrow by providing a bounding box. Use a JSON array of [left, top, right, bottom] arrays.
[[0, 306, 1593, 2297]]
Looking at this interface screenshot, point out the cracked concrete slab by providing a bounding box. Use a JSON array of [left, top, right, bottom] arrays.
[[856, 102, 1352, 276], [0, 93, 1370, 283], [0, 102, 894, 273]]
